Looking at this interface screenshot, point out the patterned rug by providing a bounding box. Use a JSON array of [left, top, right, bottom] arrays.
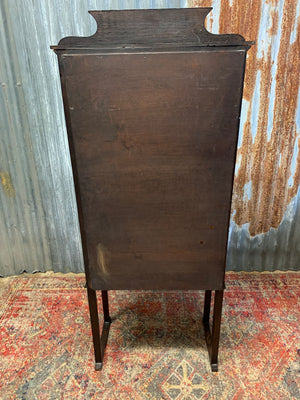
[[0, 271, 299, 399]]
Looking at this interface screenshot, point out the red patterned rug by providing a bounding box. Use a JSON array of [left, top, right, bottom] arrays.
[[0, 272, 299, 399]]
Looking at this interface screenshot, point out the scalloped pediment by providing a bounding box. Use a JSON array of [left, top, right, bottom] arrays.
[[51, 8, 253, 51]]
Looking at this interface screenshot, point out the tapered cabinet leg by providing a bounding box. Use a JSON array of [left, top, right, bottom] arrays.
[[87, 287, 103, 370], [203, 289, 224, 372], [101, 290, 112, 323], [87, 287, 112, 371], [203, 290, 212, 325], [210, 290, 223, 371]]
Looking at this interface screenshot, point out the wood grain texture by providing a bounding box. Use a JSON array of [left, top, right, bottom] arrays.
[[51, 8, 252, 50], [53, 10, 252, 373], [59, 49, 247, 290]]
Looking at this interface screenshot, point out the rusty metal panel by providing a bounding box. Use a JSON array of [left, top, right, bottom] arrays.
[[189, 0, 300, 270]]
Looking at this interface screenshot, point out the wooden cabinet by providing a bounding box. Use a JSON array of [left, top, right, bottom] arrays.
[[52, 8, 252, 371]]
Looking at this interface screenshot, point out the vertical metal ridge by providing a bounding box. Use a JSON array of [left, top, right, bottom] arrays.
[[1, 0, 183, 277], [190, 0, 300, 271], [0, 0, 52, 276]]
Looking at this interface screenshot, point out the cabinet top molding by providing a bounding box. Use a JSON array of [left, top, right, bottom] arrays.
[[51, 8, 253, 52]]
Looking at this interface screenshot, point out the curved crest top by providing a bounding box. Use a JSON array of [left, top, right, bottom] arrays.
[[51, 8, 253, 50]]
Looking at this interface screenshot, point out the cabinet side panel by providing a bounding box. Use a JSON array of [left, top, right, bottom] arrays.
[[61, 50, 246, 290]]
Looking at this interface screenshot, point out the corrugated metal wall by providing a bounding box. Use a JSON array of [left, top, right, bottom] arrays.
[[0, 0, 299, 276], [0, 0, 186, 277], [190, 0, 300, 271]]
